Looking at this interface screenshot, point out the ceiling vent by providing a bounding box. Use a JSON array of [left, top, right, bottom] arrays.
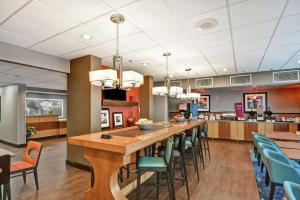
[[273, 70, 299, 83], [171, 80, 182, 87], [230, 74, 252, 86], [195, 78, 213, 88]]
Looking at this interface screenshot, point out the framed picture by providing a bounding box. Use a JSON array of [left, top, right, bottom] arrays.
[[243, 92, 267, 112], [198, 95, 210, 112], [112, 112, 124, 128], [26, 98, 63, 118], [101, 108, 110, 129]]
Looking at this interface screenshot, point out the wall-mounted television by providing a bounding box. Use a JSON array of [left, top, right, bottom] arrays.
[[179, 103, 188, 111], [102, 88, 127, 101]]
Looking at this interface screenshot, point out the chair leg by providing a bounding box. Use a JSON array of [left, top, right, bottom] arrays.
[[181, 155, 190, 200], [33, 169, 39, 190], [206, 137, 211, 160], [198, 140, 205, 169], [269, 182, 275, 200], [91, 167, 95, 188], [260, 162, 264, 173], [265, 170, 270, 186], [167, 171, 176, 200], [22, 171, 26, 183], [136, 171, 141, 200], [156, 172, 160, 200], [191, 147, 200, 182], [179, 157, 185, 185], [257, 153, 261, 166], [4, 184, 11, 200], [166, 172, 172, 200]]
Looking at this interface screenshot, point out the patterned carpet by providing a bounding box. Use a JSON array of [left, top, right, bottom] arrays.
[[249, 150, 284, 200]]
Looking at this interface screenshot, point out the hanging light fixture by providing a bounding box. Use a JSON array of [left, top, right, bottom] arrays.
[[184, 68, 201, 100], [152, 52, 183, 97], [89, 14, 144, 89]]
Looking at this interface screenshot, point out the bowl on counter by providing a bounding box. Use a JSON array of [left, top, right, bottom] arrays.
[[137, 123, 153, 130], [175, 117, 186, 122]]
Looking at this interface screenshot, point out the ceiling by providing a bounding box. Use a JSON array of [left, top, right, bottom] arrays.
[[0, 0, 300, 81], [0, 61, 67, 90]]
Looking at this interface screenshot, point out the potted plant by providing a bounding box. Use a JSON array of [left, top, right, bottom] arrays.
[[26, 127, 37, 143]]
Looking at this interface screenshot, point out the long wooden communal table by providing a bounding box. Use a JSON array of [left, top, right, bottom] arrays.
[[264, 131, 300, 141], [275, 141, 300, 150], [68, 120, 206, 200], [281, 148, 300, 160]]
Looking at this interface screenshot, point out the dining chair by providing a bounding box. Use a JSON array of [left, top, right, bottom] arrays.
[[200, 123, 210, 160], [263, 149, 300, 200], [10, 141, 43, 190], [185, 127, 200, 182], [283, 181, 300, 200], [0, 154, 11, 200], [136, 138, 175, 200]]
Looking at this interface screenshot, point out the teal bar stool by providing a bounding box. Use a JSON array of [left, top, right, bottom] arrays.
[[262, 149, 300, 200], [284, 181, 300, 200], [186, 127, 200, 182], [199, 123, 210, 161], [136, 138, 175, 200], [254, 134, 273, 164], [257, 142, 280, 173]]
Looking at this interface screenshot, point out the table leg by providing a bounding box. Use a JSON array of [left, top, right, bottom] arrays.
[[84, 149, 130, 200]]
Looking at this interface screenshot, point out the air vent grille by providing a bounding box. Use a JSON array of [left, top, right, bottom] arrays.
[[195, 78, 213, 88], [171, 80, 182, 87], [230, 74, 252, 86], [273, 70, 299, 83]]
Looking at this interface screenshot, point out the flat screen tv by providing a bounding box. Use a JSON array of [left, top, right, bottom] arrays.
[[179, 103, 188, 111], [102, 88, 127, 101]]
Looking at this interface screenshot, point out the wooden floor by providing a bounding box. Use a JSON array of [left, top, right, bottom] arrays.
[[0, 138, 259, 200]]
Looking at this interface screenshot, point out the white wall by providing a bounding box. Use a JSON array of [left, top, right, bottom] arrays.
[[0, 41, 70, 73], [0, 84, 26, 145]]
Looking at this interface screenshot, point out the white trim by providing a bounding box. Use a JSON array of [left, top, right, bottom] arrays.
[[230, 74, 252, 86], [195, 78, 214, 88], [273, 70, 299, 83]]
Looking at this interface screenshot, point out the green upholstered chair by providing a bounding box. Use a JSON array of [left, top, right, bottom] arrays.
[[136, 138, 175, 200], [284, 181, 300, 200], [262, 149, 300, 200]]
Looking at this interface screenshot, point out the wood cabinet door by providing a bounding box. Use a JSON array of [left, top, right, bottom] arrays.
[[218, 121, 231, 139], [244, 122, 258, 141], [273, 123, 290, 132]]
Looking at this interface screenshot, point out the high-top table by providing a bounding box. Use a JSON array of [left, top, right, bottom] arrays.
[[68, 120, 205, 200], [264, 131, 300, 141]]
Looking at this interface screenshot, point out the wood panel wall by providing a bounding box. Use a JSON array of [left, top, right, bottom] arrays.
[[139, 75, 153, 119]]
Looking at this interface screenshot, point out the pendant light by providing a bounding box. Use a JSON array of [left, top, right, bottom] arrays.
[[183, 68, 201, 100], [152, 52, 183, 97], [89, 14, 144, 89]]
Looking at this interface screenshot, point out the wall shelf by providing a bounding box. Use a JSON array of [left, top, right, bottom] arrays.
[[102, 99, 139, 107]]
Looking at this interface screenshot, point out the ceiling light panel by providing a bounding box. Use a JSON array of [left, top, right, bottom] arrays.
[[16, 1, 79, 34], [40, 0, 111, 22], [118, 0, 176, 30], [230, 0, 286, 27]]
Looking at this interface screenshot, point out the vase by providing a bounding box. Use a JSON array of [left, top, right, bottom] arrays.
[[127, 112, 136, 127]]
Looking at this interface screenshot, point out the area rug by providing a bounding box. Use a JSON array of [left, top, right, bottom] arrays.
[[249, 150, 284, 200]]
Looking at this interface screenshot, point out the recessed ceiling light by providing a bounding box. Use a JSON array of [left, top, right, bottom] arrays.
[[222, 68, 228, 72], [81, 34, 92, 40], [142, 62, 149, 67], [297, 60, 300, 64], [169, 74, 174, 78], [195, 18, 218, 31]]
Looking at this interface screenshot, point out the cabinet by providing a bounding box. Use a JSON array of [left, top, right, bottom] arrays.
[[218, 121, 231, 139], [243, 122, 258, 141]]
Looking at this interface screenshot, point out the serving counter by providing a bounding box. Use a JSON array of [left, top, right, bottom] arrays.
[[68, 120, 206, 200], [207, 120, 298, 141]]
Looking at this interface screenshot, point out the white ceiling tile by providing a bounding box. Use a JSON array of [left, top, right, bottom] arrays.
[[0, 28, 35, 47], [103, 0, 137, 9], [0, 0, 30, 14], [182, 8, 229, 38], [40, 0, 111, 22], [230, 0, 286, 27], [118, 0, 176, 30], [232, 20, 277, 42], [144, 22, 189, 44], [1, 17, 53, 45], [137, 46, 168, 59], [30, 43, 69, 56], [235, 38, 269, 52], [120, 32, 157, 50], [193, 30, 231, 49], [87, 12, 139, 38], [121, 51, 148, 63], [62, 24, 112, 46], [16, 1, 79, 34], [276, 15, 300, 35], [284, 0, 300, 16], [35, 35, 87, 54], [270, 32, 300, 48], [166, 0, 226, 19], [282, 50, 300, 69]]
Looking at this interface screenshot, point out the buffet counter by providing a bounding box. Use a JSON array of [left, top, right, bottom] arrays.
[[207, 120, 299, 141]]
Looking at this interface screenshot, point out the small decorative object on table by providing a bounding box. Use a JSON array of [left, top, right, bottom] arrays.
[[136, 118, 153, 130], [174, 114, 186, 122]]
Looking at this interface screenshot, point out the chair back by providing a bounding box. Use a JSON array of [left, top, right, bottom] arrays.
[[202, 123, 208, 136], [23, 141, 43, 168], [163, 138, 174, 167], [284, 181, 300, 200], [191, 127, 198, 143], [177, 133, 186, 154], [0, 154, 11, 185]]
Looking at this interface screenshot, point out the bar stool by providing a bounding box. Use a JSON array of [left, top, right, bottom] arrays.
[[196, 125, 205, 169], [136, 138, 175, 200], [0, 154, 11, 200], [200, 123, 210, 160], [185, 127, 200, 182]]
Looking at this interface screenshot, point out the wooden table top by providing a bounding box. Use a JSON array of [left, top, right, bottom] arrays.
[[275, 141, 300, 150], [68, 120, 205, 155], [0, 148, 15, 157], [281, 148, 300, 160], [265, 131, 300, 141]]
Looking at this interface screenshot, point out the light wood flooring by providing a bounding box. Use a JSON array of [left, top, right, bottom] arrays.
[[0, 138, 259, 200]]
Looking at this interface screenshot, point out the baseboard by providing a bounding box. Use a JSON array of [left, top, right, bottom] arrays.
[[65, 160, 91, 172], [0, 139, 26, 148]]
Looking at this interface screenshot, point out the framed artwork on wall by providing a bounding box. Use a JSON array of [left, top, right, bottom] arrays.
[[101, 108, 110, 129], [112, 112, 124, 128], [243, 92, 267, 112], [26, 98, 63, 118], [198, 95, 210, 112]]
